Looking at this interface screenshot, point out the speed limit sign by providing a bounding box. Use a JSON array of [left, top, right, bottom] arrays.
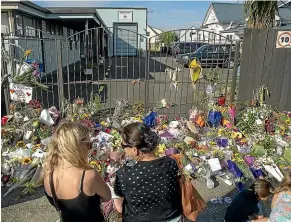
[[276, 31, 291, 48]]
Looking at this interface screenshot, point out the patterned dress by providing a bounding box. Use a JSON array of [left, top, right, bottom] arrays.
[[268, 192, 291, 222]]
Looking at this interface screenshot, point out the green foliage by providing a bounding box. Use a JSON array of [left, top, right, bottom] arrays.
[[244, 1, 278, 28], [203, 67, 221, 85], [159, 32, 178, 46]]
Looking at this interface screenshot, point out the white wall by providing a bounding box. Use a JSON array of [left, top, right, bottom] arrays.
[[204, 7, 219, 25], [147, 26, 162, 44], [97, 8, 147, 56]]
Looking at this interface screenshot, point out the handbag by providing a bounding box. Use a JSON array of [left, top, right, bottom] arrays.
[[171, 154, 206, 221]]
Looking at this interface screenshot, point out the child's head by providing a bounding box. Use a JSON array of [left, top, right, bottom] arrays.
[[275, 172, 291, 193], [249, 179, 273, 201], [121, 122, 159, 159]]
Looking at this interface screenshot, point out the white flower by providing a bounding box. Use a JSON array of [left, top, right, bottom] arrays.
[[256, 119, 263, 125], [161, 99, 167, 107]]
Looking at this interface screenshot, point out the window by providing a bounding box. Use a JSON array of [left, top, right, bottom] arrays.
[[73, 30, 79, 41], [16, 14, 41, 36], [198, 34, 201, 40], [46, 22, 56, 35], [226, 34, 233, 40], [146, 31, 150, 36], [24, 16, 34, 36], [54, 25, 63, 36], [67, 28, 71, 38], [69, 40, 73, 50], [1, 12, 9, 34], [16, 14, 24, 35]]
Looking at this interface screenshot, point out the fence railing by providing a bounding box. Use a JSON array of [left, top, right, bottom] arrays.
[[1, 28, 241, 116]]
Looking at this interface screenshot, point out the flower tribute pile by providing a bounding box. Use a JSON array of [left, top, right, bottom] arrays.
[[1, 87, 291, 198]]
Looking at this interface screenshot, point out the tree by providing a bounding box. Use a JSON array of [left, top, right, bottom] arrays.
[[244, 0, 278, 28], [158, 32, 178, 46]]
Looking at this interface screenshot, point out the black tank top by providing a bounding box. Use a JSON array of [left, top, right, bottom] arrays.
[[44, 170, 104, 222]]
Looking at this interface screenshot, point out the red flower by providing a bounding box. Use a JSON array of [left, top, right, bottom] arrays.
[[1, 175, 10, 184], [105, 128, 111, 134], [218, 95, 226, 106], [1, 116, 9, 126], [91, 150, 97, 156]]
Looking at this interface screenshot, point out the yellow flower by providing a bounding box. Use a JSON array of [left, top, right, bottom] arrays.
[[134, 116, 142, 122], [157, 144, 166, 155], [16, 141, 26, 148], [22, 157, 32, 165], [100, 121, 109, 127], [217, 128, 224, 137], [24, 49, 32, 56], [162, 124, 168, 129], [209, 141, 217, 146], [82, 113, 90, 119], [231, 132, 242, 139], [90, 160, 102, 172], [111, 129, 117, 134], [32, 144, 41, 151]]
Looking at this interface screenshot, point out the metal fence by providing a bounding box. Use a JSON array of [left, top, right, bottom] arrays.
[[238, 28, 291, 111], [1, 27, 241, 116]]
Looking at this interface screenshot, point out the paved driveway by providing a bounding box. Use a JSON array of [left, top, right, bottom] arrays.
[[35, 54, 235, 116]]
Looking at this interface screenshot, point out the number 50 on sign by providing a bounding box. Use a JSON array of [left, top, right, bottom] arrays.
[[276, 31, 291, 48]]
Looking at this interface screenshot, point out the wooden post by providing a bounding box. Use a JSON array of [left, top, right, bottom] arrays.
[[230, 40, 241, 103]]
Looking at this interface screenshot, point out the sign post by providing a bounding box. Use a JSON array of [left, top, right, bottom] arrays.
[[276, 31, 291, 48]]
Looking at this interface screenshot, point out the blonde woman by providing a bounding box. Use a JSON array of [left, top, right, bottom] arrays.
[[42, 122, 111, 222], [254, 172, 291, 222]]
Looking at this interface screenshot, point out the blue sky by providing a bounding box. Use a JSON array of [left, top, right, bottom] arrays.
[[34, 1, 212, 30]]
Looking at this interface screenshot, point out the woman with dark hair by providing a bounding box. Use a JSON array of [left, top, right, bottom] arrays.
[[114, 122, 183, 222]]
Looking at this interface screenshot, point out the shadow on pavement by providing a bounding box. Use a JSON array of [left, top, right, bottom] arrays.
[[1, 186, 45, 208]]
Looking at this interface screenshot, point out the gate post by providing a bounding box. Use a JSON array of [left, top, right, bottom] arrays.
[[145, 37, 150, 112], [230, 40, 241, 103], [56, 39, 64, 112]]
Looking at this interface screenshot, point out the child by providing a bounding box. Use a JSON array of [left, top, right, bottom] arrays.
[[253, 172, 291, 222], [224, 179, 273, 222]]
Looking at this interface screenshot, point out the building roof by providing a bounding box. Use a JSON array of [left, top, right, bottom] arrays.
[[211, 3, 246, 24], [278, 7, 291, 21], [47, 7, 98, 14], [204, 2, 291, 26], [94, 7, 147, 10], [147, 25, 163, 34]]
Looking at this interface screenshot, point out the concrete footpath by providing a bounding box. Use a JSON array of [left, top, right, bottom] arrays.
[[1, 179, 271, 222]]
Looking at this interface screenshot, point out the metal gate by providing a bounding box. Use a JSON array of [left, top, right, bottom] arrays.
[[148, 29, 241, 115], [1, 29, 64, 111], [2, 27, 240, 117], [63, 27, 148, 115]]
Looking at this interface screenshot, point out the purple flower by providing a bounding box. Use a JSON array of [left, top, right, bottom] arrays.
[[33, 70, 40, 78], [227, 160, 243, 178], [250, 167, 263, 179], [217, 138, 228, 147], [244, 156, 255, 167], [165, 148, 178, 156]]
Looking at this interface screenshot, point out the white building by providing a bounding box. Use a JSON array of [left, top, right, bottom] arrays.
[[146, 25, 163, 50], [180, 2, 291, 43]]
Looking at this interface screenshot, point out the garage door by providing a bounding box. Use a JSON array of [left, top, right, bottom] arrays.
[[114, 24, 138, 56]]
